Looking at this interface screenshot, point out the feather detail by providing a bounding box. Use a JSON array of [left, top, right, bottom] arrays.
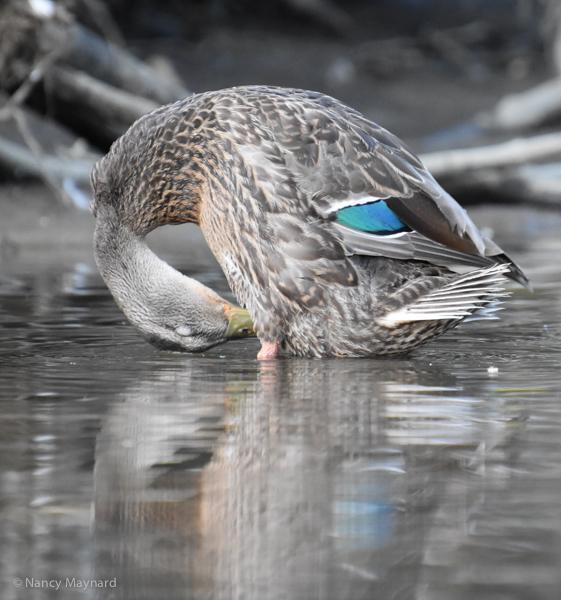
[[334, 223, 490, 266], [336, 200, 408, 234], [380, 264, 509, 325], [91, 85, 531, 358], [333, 222, 531, 290]]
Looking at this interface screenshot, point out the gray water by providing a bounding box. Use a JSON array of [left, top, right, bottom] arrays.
[[1, 204, 561, 600]]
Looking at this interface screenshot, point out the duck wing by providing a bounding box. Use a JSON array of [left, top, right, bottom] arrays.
[[379, 264, 509, 325], [246, 87, 530, 290]]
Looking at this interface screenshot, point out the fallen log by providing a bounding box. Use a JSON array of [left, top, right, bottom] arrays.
[[0, 1, 190, 149], [0, 134, 95, 184], [47, 66, 160, 140], [420, 131, 561, 206], [420, 131, 561, 177], [479, 77, 561, 131], [39, 19, 190, 105], [0, 1, 190, 104], [0, 91, 101, 205], [435, 161, 561, 207]]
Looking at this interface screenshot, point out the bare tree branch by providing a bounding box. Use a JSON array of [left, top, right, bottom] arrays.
[[479, 77, 561, 131], [421, 132, 561, 177], [47, 66, 159, 134]]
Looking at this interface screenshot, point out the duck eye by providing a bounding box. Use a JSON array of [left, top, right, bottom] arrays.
[[175, 326, 193, 337]]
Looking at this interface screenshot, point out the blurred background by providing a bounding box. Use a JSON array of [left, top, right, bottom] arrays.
[[2, 0, 561, 195], [2, 0, 561, 264], [0, 0, 561, 223], [2, 0, 561, 210], [2, 2, 561, 600]]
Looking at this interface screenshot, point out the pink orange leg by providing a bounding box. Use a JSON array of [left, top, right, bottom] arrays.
[[257, 342, 279, 360]]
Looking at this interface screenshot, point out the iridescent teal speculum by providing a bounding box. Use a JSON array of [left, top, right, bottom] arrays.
[[336, 200, 408, 234]]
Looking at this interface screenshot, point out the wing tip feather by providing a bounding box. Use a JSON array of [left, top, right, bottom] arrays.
[[380, 264, 510, 326]]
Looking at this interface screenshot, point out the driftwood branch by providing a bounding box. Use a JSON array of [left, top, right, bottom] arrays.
[[0, 133, 94, 183], [0, 0, 192, 201], [0, 1, 191, 139], [420, 133, 561, 206], [433, 161, 561, 206], [420, 131, 561, 177], [479, 76, 561, 131], [0, 89, 101, 206], [39, 19, 189, 106], [46, 66, 159, 139]]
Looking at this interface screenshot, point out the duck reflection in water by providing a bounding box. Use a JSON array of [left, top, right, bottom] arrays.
[[93, 358, 521, 600]]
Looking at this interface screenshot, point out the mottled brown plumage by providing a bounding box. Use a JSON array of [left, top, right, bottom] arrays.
[[91, 86, 529, 357]]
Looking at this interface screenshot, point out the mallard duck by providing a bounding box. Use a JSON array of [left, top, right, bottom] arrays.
[[91, 86, 530, 359]]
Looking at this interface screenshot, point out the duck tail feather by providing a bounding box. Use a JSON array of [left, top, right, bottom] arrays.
[[380, 264, 510, 325]]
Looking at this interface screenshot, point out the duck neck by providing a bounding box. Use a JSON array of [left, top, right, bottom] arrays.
[[93, 205, 227, 343]]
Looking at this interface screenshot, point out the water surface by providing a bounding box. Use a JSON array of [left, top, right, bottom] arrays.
[[1, 204, 560, 600]]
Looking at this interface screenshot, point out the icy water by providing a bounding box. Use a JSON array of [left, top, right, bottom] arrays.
[[1, 205, 561, 600]]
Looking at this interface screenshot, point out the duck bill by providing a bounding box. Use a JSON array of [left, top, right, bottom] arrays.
[[224, 306, 256, 339]]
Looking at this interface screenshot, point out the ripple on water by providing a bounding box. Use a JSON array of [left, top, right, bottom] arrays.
[[1, 221, 561, 599]]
